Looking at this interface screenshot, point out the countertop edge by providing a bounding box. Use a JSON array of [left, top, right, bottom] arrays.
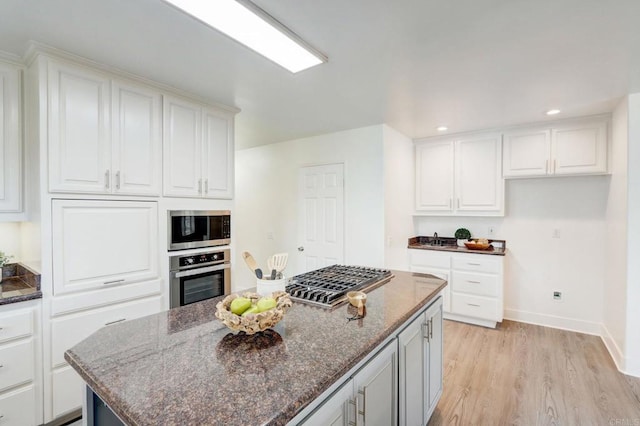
[[407, 244, 506, 256]]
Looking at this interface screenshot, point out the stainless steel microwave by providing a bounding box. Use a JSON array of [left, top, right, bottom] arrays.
[[168, 210, 231, 251]]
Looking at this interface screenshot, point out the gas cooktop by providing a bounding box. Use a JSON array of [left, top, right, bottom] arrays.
[[285, 265, 392, 309]]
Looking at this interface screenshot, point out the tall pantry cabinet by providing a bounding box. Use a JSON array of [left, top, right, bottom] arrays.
[[24, 46, 237, 424]]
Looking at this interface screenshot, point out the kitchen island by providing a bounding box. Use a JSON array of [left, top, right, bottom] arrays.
[[65, 270, 447, 425]]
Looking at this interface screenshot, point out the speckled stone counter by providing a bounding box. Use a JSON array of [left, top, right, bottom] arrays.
[[0, 263, 42, 305], [408, 236, 507, 256], [65, 270, 446, 425]]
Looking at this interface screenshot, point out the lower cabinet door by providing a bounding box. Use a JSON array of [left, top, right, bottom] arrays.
[[0, 384, 37, 425], [398, 312, 427, 426], [353, 342, 397, 426], [425, 300, 444, 419], [52, 365, 83, 419], [301, 379, 354, 426], [0, 339, 34, 392]]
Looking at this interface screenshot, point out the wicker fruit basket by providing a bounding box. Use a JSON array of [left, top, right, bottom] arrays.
[[215, 291, 292, 335]]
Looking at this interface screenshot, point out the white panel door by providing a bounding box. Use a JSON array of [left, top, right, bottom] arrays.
[[51, 200, 159, 295], [502, 128, 551, 177], [301, 379, 354, 426], [48, 60, 111, 193], [111, 80, 161, 196], [415, 141, 454, 212], [297, 164, 344, 273], [398, 312, 426, 426], [455, 134, 503, 213], [202, 108, 233, 199], [425, 300, 443, 419], [0, 62, 21, 212], [552, 120, 607, 175], [0, 385, 37, 426], [163, 96, 202, 197]]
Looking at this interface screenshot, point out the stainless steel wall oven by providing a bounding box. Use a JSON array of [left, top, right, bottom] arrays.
[[169, 249, 231, 308]]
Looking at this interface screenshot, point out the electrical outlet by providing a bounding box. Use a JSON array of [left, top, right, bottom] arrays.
[[553, 291, 562, 301], [266, 231, 274, 240], [552, 229, 560, 238], [488, 226, 495, 236]]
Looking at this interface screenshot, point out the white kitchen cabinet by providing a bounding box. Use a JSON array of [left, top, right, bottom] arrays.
[[0, 61, 22, 214], [48, 59, 162, 196], [415, 133, 504, 216], [51, 199, 159, 296], [48, 295, 161, 418], [301, 342, 397, 426], [503, 117, 608, 178], [163, 95, 234, 199], [398, 297, 443, 426], [0, 301, 43, 425], [409, 249, 504, 328], [111, 79, 162, 195]]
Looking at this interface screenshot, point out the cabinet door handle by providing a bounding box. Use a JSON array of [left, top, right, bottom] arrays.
[[467, 262, 481, 266], [357, 388, 366, 422], [103, 279, 125, 285], [348, 399, 357, 426], [205, 179, 209, 194], [545, 159, 549, 174], [105, 170, 110, 189], [449, 198, 452, 209], [198, 179, 202, 194], [467, 280, 481, 284], [553, 159, 557, 173], [457, 198, 460, 209], [105, 318, 126, 326], [422, 322, 429, 341], [115, 171, 121, 190], [430, 318, 434, 339], [467, 303, 481, 307]]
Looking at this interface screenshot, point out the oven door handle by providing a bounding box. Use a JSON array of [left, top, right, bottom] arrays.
[[174, 263, 230, 278]]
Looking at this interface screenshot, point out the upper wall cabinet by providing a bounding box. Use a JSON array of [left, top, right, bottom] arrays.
[[48, 59, 161, 196], [0, 61, 22, 213], [163, 95, 234, 199], [503, 117, 608, 178], [415, 133, 504, 216]]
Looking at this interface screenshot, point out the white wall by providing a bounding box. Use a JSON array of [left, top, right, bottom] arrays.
[[0, 222, 22, 262], [603, 98, 629, 370], [234, 125, 385, 291], [415, 175, 608, 334], [383, 125, 414, 271], [625, 93, 640, 376]]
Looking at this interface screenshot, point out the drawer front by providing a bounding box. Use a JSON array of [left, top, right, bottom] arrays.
[[452, 271, 498, 297], [0, 384, 37, 425], [52, 365, 83, 419], [0, 310, 32, 343], [452, 255, 500, 274], [51, 296, 162, 368], [451, 293, 501, 321], [0, 339, 34, 392], [409, 250, 451, 269]]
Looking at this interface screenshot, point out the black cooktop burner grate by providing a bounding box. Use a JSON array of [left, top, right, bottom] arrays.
[[285, 265, 392, 308]]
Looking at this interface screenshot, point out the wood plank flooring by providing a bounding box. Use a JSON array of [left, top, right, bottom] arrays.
[[428, 320, 640, 425]]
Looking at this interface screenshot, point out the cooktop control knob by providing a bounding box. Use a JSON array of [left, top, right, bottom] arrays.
[[185, 258, 195, 265]]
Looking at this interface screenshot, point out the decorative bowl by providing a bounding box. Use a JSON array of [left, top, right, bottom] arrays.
[[215, 291, 292, 335], [464, 240, 492, 250]]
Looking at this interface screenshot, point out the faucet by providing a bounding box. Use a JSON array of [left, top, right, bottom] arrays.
[[433, 232, 439, 246]]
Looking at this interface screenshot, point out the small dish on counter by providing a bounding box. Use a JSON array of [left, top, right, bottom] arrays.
[[464, 239, 492, 250], [347, 291, 367, 316]]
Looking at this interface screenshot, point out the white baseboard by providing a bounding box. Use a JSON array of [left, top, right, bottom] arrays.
[[600, 323, 625, 372], [503, 308, 601, 335]]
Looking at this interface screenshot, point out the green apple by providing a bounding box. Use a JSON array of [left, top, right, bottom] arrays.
[[241, 305, 260, 316], [230, 297, 252, 315], [256, 297, 277, 312]]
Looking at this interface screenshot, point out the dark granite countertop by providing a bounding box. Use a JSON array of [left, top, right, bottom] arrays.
[[64, 270, 447, 426], [408, 236, 507, 256], [0, 263, 42, 305]]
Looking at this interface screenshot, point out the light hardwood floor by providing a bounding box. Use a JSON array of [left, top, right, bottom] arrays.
[[429, 320, 640, 425]]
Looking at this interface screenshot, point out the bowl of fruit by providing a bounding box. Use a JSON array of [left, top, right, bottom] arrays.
[[215, 291, 292, 335]]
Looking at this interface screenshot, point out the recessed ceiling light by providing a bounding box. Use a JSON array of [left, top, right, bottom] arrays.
[[436, 126, 448, 132], [163, 0, 327, 73], [546, 109, 561, 116]]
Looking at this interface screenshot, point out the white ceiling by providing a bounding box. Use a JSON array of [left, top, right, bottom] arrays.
[[1, 0, 639, 149]]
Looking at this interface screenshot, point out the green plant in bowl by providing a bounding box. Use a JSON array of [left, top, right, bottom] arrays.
[[454, 228, 471, 240]]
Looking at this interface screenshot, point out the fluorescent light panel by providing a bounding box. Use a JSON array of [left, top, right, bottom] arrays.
[[164, 0, 326, 73]]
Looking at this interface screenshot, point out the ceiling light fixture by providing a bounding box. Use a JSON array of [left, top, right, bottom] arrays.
[[546, 109, 561, 115], [163, 0, 327, 73], [436, 126, 448, 132]]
